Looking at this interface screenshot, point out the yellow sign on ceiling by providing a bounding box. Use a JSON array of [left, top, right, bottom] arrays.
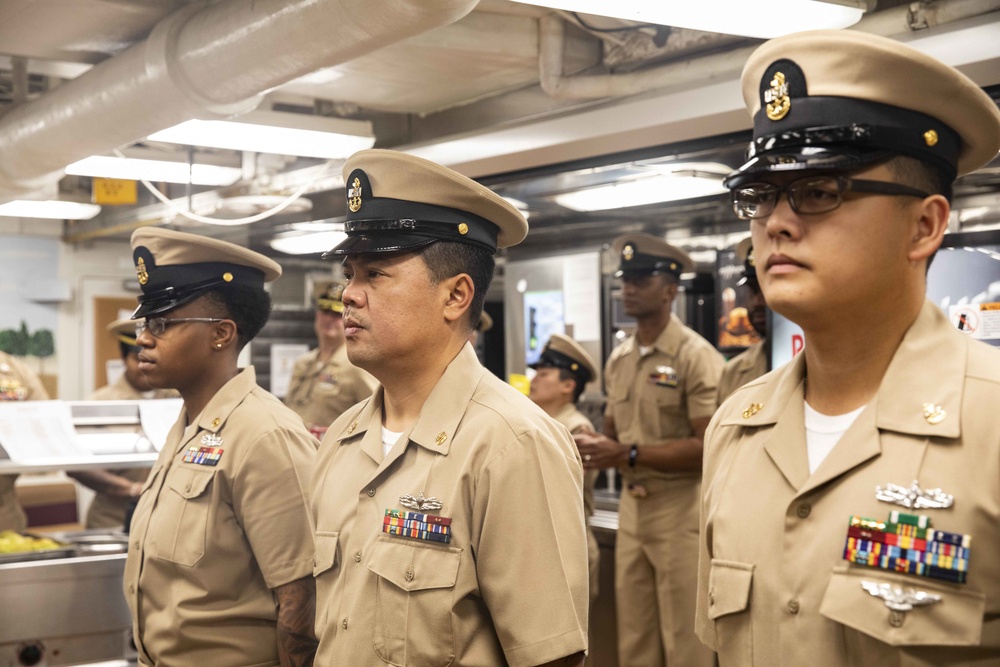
[[93, 178, 138, 205]]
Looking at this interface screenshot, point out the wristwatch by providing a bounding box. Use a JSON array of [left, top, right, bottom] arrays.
[[628, 444, 639, 468]]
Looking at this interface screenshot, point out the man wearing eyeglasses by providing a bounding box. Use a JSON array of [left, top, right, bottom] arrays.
[[696, 31, 1000, 666]]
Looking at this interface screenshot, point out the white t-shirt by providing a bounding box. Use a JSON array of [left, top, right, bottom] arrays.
[[381, 426, 403, 457], [804, 402, 865, 474]]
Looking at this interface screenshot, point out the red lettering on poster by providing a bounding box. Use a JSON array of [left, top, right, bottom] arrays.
[[791, 334, 804, 356]]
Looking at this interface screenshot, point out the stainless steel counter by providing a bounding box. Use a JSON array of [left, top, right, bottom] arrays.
[[0, 534, 135, 666]]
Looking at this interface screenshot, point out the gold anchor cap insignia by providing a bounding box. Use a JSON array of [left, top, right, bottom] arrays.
[[136, 257, 149, 285], [348, 177, 363, 213], [922, 403, 946, 425], [399, 492, 443, 511], [622, 244, 634, 261], [742, 402, 763, 419], [764, 71, 791, 121]]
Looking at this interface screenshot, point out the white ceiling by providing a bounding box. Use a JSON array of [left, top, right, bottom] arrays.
[[0, 0, 998, 250]]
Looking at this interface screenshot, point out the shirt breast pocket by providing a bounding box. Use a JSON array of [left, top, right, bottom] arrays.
[[146, 467, 215, 566], [820, 565, 986, 665], [707, 559, 755, 663], [368, 537, 462, 667], [640, 385, 684, 438]]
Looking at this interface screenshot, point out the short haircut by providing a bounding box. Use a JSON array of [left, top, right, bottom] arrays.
[[884, 154, 952, 203], [557, 368, 587, 404], [418, 241, 496, 332], [200, 284, 273, 350]]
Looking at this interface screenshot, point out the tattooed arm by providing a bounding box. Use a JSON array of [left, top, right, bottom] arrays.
[[274, 576, 318, 667]]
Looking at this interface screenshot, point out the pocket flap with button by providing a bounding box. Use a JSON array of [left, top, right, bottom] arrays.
[[368, 537, 461, 592], [708, 559, 755, 620], [820, 565, 986, 646], [313, 531, 339, 577], [165, 467, 215, 499]]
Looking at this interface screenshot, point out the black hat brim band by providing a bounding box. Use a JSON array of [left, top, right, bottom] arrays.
[[529, 349, 593, 383], [723, 146, 893, 189]]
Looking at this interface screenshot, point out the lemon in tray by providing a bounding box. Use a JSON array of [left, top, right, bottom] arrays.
[[0, 530, 64, 554]]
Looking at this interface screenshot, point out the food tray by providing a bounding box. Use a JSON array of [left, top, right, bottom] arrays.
[[0, 532, 76, 564]]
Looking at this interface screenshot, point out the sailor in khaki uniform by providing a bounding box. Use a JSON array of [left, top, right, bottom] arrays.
[[310, 150, 589, 667], [717, 238, 769, 404], [0, 351, 49, 531], [121, 228, 318, 667], [528, 333, 601, 601], [69, 318, 178, 529], [697, 31, 1000, 665], [285, 283, 376, 436], [575, 233, 724, 667]]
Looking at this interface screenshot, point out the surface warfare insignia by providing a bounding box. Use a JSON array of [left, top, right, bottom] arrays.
[[348, 177, 363, 213], [383, 509, 452, 544], [648, 365, 679, 388], [136, 256, 149, 285], [765, 71, 791, 121], [861, 580, 942, 612], [876, 480, 954, 510], [399, 492, 443, 511]]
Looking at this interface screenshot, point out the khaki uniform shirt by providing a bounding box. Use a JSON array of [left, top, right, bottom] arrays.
[[0, 352, 50, 532], [604, 313, 725, 484], [311, 344, 589, 667], [552, 403, 601, 600], [717, 340, 768, 405], [85, 376, 178, 529], [285, 345, 376, 429], [697, 301, 1000, 665], [123, 368, 317, 667]]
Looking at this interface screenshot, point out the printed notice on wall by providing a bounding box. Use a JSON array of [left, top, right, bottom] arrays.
[[0, 401, 85, 462], [949, 303, 1000, 341], [562, 252, 601, 342]]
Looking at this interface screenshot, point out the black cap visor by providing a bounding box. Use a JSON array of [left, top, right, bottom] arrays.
[[724, 146, 893, 189], [322, 231, 440, 258]]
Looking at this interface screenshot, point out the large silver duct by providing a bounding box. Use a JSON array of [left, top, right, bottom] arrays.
[[0, 0, 479, 200]]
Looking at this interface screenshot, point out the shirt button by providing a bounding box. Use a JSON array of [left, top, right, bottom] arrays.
[[129, 585, 135, 594], [367, 487, 376, 497], [796, 502, 812, 519], [342, 618, 349, 630], [708, 590, 715, 606], [787, 598, 800, 614], [133, 541, 140, 550], [354, 551, 362, 563], [888, 610, 905, 627]]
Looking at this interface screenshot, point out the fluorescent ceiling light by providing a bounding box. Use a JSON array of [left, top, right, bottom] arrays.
[[148, 110, 375, 160], [270, 230, 348, 255], [554, 171, 728, 211], [512, 0, 864, 38], [0, 200, 101, 220], [66, 155, 242, 187]]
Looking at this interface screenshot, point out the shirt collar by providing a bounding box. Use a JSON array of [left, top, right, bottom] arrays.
[[624, 313, 685, 358], [191, 367, 259, 434]]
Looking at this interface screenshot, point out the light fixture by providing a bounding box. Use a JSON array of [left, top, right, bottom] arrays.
[[554, 164, 730, 211], [66, 155, 242, 187], [0, 200, 101, 220], [511, 0, 865, 38], [148, 110, 375, 160], [270, 230, 348, 255]]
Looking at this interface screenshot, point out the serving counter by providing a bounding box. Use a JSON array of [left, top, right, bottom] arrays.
[[0, 400, 178, 667]]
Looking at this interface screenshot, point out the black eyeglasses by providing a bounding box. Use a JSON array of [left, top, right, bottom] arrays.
[[730, 176, 931, 221], [136, 317, 225, 338]]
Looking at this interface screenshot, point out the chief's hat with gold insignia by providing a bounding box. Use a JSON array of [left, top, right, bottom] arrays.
[[107, 317, 140, 351], [529, 332, 597, 385], [130, 227, 282, 319], [324, 149, 528, 257], [735, 237, 758, 289], [315, 283, 346, 314], [477, 311, 494, 334], [613, 233, 693, 279], [724, 30, 1000, 189]]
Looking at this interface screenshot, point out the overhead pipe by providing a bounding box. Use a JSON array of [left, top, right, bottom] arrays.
[[539, 0, 1000, 100], [0, 0, 479, 200]]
